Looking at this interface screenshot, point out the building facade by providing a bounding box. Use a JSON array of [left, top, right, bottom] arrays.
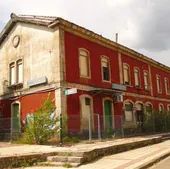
[[0, 13, 170, 136]]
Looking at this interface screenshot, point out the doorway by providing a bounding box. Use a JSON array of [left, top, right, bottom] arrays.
[[104, 100, 113, 134], [11, 103, 20, 132]]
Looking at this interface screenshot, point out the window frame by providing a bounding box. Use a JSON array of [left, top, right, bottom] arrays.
[[134, 67, 141, 87], [79, 48, 91, 79], [156, 75, 162, 93], [143, 70, 150, 90], [124, 100, 134, 122], [101, 55, 111, 83], [159, 103, 164, 112], [164, 77, 170, 95], [9, 62, 15, 86], [16, 59, 23, 84], [167, 104, 170, 112], [123, 63, 131, 86], [9, 58, 23, 87]]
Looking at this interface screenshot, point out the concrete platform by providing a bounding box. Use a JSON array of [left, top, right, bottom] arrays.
[[0, 134, 168, 168]]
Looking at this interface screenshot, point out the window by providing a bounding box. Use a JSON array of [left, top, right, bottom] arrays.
[[165, 78, 170, 94], [101, 56, 110, 81], [134, 68, 140, 87], [17, 59, 23, 83], [159, 104, 164, 112], [145, 104, 152, 113], [123, 64, 130, 85], [144, 71, 150, 90], [79, 49, 90, 78], [10, 62, 15, 85], [167, 105, 170, 112], [85, 98, 91, 105], [9, 59, 23, 86], [156, 75, 162, 93], [124, 102, 133, 122]]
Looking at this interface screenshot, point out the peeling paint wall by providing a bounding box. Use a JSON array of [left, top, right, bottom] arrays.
[[0, 23, 60, 95]]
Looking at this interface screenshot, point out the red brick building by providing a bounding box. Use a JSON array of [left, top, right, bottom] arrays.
[[0, 13, 170, 137]]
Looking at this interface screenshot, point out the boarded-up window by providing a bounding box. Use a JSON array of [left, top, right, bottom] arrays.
[[156, 75, 161, 93], [17, 59, 23, 83], [101, 57, 110, 81], [124, 102, 133, 122], [165, 78, 169, 94], [123, 64, 130, 85], [134, 68, 140, 87], [79, 49, 90, 77], [10, 62, 15, 85], [144, 71, 149, 90]]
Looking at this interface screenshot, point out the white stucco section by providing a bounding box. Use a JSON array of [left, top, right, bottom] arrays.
[[0, 23, 60, 95]]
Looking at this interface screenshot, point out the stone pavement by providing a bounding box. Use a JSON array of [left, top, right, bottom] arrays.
[[23, 140, 170, 169]]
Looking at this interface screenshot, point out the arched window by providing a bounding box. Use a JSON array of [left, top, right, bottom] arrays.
[[101, 56, 110, 81], [167, 104, 170, 112], [144, 71, 150, 90], [134, 67, 140, 87], [164, 78, 170, 95], [79, 49, 90, 78], [123, 63, 130, 85], [124, 101, 133, 122], [159, 103, 164, 112], [156, 75, 162, 93], [145, 103, 152, 113]]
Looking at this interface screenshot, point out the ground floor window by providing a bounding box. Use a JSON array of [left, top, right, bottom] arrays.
[[124, 102, 133, 122]]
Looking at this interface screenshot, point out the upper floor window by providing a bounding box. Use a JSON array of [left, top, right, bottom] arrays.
[[123, 63, 130, 85], [9, 59, 23, 86], [79, 49, 90, 78], [101, 56, 110, 81], [159, 103, 164, 112], [134, 67, 140, 87], [10, 62, 15, 85], [165, 78, 170, 95], [156, 75, 162, 93], [144, 71, 150, 90], [17, 59, 23, 83]]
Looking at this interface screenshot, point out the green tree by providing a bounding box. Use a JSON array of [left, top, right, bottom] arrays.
[[24, 93, 58, 144]]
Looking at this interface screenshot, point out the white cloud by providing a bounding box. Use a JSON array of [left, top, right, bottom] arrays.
[[0, 0, 170, 66]]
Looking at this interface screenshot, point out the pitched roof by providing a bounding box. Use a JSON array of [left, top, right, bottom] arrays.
[[0, 13, 170, 73]]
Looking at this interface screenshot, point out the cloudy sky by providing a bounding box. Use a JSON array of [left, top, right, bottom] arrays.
[[0, 0, 170, 66]]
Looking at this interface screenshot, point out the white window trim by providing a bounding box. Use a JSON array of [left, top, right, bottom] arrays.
[[123, 63, 131, 86], [79, 48, 91, 79], [164, 77, 170, 95], [101, 55, 111, 83], [143, 70, 150, 91], [158, 103, 164, 112], [134, 67, 141, 87], [156, 75, 162, 93]]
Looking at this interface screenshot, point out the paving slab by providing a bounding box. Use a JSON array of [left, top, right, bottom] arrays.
[[23, 140, 170, 169]]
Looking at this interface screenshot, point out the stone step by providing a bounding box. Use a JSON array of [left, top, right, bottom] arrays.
[[39, 161, 81, 168], [55, 151, 84, 157], [47, 155, 84, 163]]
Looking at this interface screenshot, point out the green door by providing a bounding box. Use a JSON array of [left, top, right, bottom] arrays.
[[12, 103, 20, 132], [104, 100, 112, 135]]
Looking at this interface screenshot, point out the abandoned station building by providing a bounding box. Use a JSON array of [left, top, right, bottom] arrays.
[[0, 13, 170, 137]]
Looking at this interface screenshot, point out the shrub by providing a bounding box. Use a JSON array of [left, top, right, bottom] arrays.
[[23, 93, 58, 144]]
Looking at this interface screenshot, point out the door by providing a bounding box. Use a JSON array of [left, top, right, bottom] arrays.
[[12, 103, 20, 132], [104, 100, 112, 134], [81, 97, 91, 131]]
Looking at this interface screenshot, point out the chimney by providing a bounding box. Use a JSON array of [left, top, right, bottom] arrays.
[[116, 33, 118, 43]]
